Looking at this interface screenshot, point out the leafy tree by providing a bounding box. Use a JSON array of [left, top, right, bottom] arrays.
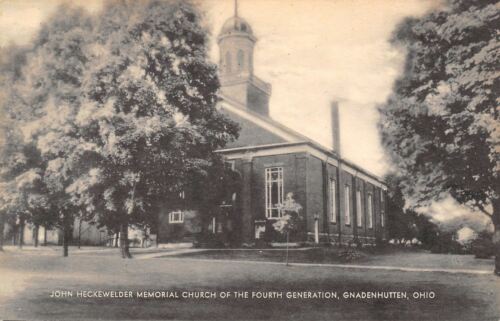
[[0, 45, 31, 250], [378, 0, 500, 274], [0, 45, 54, 249], [273, 193, 303, 237], [471, 231, 495, 258], [71, 0, 238, 258], [413, 214, 440, 250], [273, 193, 303, 265], [385, 173, 417, 244], [192, 159, 241, 243], [0, 5, 95, 256]]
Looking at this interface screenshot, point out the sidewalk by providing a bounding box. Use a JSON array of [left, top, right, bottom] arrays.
[[0, 243, 193, 256]]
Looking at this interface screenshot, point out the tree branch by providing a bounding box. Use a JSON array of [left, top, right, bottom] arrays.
[[466, 201, 493, 221], [476, 204, 492, 217]]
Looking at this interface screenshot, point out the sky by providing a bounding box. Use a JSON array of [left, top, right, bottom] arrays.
[[203, 0, 439, 177], [0, 0, 487, 232], [0, 0, 440, 177]]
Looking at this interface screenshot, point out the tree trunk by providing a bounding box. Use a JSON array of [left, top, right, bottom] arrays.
[[285, 231, 289, 266], [114, 233, 119, 247], [18, 216, 25, 249], [43, 227, 47, 246], [120, 222, 132, 258], [78, 219, 82, 249], [0, 212, 4, 251], [34, 225, 39, 248], [62, 225, 69, 257], [62, 213, 71, 257], [492, 199, 500, 276]]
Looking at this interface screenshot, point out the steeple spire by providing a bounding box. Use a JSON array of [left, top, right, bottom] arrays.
[[218, 0, 271, 116]]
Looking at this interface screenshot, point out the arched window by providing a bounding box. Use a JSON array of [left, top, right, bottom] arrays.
[[225, 51, 232, 73], [237, 50, 244, 70]]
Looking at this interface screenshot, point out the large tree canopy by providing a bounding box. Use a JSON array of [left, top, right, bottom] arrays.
[[69, 0, 238, 257], [379, 0, 499, 273], [0, 5, 95, 255], [0, 0, 239, 257]]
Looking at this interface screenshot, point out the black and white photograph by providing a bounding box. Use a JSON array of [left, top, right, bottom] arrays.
[[0, 0, 498, 320]]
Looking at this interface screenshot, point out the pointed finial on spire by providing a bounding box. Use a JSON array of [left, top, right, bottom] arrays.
[[234, 0, 238, 17]]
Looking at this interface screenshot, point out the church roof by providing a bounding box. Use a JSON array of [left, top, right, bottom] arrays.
[[216, 95, 386, 188], [219, 16, 254, 37]]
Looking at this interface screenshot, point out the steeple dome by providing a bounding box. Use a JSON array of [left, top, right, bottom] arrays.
[[217, 0, 256, 78], [217, 0, 271, 116], [219, 16, 254, 38]]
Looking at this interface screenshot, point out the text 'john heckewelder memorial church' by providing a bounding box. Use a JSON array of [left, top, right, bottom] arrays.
[[157, 5, 389, 246]]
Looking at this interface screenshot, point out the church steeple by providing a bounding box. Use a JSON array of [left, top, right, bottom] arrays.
[[218, 0, 271, 116], [218, 0, 255, 77]]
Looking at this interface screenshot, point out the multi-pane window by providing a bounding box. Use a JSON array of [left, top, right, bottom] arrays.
[[344, 185, 351, 225], [356, 190, 363, 227], [330, 179, 336, 223], [169, 211, 184, 224], [367, 193, 373, 229], [265, 167, 284, 219]]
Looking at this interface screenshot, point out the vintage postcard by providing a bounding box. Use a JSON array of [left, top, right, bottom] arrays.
[[0, 0, 498, 320]]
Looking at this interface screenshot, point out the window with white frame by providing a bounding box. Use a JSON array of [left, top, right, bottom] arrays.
[[169, 211, 184, 224], [356, 190, 363, 227], [367, 193, 373, 229], [226, 160, 235, 171], [344, 185, 351, 225], [330, 179, 336, 223], [265, 167, 284, 219]]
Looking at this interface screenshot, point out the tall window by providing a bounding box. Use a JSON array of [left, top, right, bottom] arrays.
[[356, 190, 363, 227], [237, 50, 244, 70], [169, 211, 184, 224], [330, 179, 336, 223], [225, 51, 232, 73], [367, 193, 373, 229], [265, 167, 284, 219], [344, 185, 351, 225]]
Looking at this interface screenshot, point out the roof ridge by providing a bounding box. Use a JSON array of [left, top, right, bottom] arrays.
[[218, 94, 385, 184], [219, 94, 334, 152]]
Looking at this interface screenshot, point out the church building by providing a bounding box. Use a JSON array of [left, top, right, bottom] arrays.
[[158, 7, 388, 246]]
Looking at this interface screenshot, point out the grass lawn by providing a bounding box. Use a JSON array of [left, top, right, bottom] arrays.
[[170, 247, 495, 271], [172, 247, 368, 264], [0, 250, 499, 320]]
